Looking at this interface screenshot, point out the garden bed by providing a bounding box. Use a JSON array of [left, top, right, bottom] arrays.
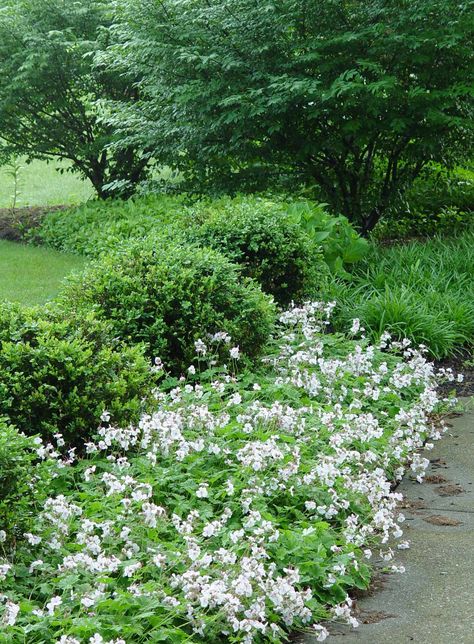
[[0, 302, 457, 642], [0, 205, 66, 241]]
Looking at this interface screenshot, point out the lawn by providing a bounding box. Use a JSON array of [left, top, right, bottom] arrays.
[[0, 158, 94, 208], [0, 240, 85, 305]]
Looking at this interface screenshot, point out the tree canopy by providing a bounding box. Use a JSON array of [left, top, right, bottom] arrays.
[[0, 0, 149, 197], [106, 0, 474, 230]]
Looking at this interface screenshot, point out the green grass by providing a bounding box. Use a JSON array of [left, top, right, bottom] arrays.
[[0, 158, 94, 208], [332, 229, 474, 359], [0, 240, 85, 305]]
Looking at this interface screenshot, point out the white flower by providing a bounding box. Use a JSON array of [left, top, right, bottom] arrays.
[[29, 560, 44, 573], [0, 530, 6, 543], [3, 601, 20, 626], [84, 465, 96, 482], [54, 432, 65, 447], [0, 563, 12, 581], [313, 624, 329, 641], [188, 365, 196, 375], [123, 562, 142, 577], [349, 318, 365, 336], [210, 331, 231, 344], [397, 541, 410, 550], [202, 523, 218, 537], [89, 636, 104, 644], [153, 554, 166, 568], [196, 483, 209, 499], [46, 596, 62, 616], [227, 392, 242, 406], [229, 346, 240, 360], [100, 410, 111, 423], [24, 533, 42, 545], [194, 339, 207, 356]]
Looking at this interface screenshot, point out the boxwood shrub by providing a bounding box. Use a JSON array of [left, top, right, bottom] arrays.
[[186, 197, 329, 305], [60, 239, 276, 372], [0, 303, 152, 444]]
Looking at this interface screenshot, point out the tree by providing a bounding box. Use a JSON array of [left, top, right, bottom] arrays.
[[0, 0, 149, 198], [109, 0, 473, 231]]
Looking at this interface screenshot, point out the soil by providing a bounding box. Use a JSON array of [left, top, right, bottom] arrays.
[[398, 499, 427, 510], [429, 457, 448, 470], [0, 205, 67, 241], [435, 351, 474, 397]]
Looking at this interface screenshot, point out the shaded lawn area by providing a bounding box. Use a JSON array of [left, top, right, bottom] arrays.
[[0, 240, 85, 305], [0, 158, 94, 208]]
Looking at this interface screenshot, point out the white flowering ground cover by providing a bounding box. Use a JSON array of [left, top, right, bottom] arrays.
[[0, 303, 458, 643]]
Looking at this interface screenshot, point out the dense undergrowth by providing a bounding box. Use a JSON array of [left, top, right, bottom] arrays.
[[372, 166, 473, 240], [33, 193, 474, 359], [0, 303, 456, 642]]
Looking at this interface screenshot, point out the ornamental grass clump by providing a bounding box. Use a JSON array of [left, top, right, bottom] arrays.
[[61, 239, 276, 372], [0, 302, 456, 642]]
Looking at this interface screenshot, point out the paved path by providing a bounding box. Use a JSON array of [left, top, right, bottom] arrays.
[[302, 400, 474, 644]]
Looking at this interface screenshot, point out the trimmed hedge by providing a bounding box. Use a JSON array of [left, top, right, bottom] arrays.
[[187, 197, 329, 305], [0, 303, 152, 444], [60, 239, 277, 372]]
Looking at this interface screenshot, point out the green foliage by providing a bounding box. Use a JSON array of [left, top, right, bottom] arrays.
[[374, 166, 474, 239], [0, 0, 149, 197], [375, 206, 473, 241], [186, 196, 329, 305], [285, 201, 369, 278], [331, 230, 474, 358], [34, 195, 366, 297], [33, 194, 189, 257], [408, 167, 474, 216], [0, 303, 152, 443], [4, 158, 23, 211], [106, 0, 474, 231], [0, 420, 49, 542], [60, 239, 277, 372]]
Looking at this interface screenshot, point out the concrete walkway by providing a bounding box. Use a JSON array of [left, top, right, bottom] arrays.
[[303, 400, 474, 644]]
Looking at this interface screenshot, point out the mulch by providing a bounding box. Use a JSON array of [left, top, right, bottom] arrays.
[[0, 205, 67, 241], [435, 351, 474, 398]]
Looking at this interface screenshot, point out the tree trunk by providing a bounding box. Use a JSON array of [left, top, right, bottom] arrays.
[[86, 161, 108, 199], [360, 207, 382, 237]]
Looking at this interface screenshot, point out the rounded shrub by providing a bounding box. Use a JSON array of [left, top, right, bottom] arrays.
[[186, 197, 329, 305], [0, 303, 152, 444], [60, 239, 276, 372]]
